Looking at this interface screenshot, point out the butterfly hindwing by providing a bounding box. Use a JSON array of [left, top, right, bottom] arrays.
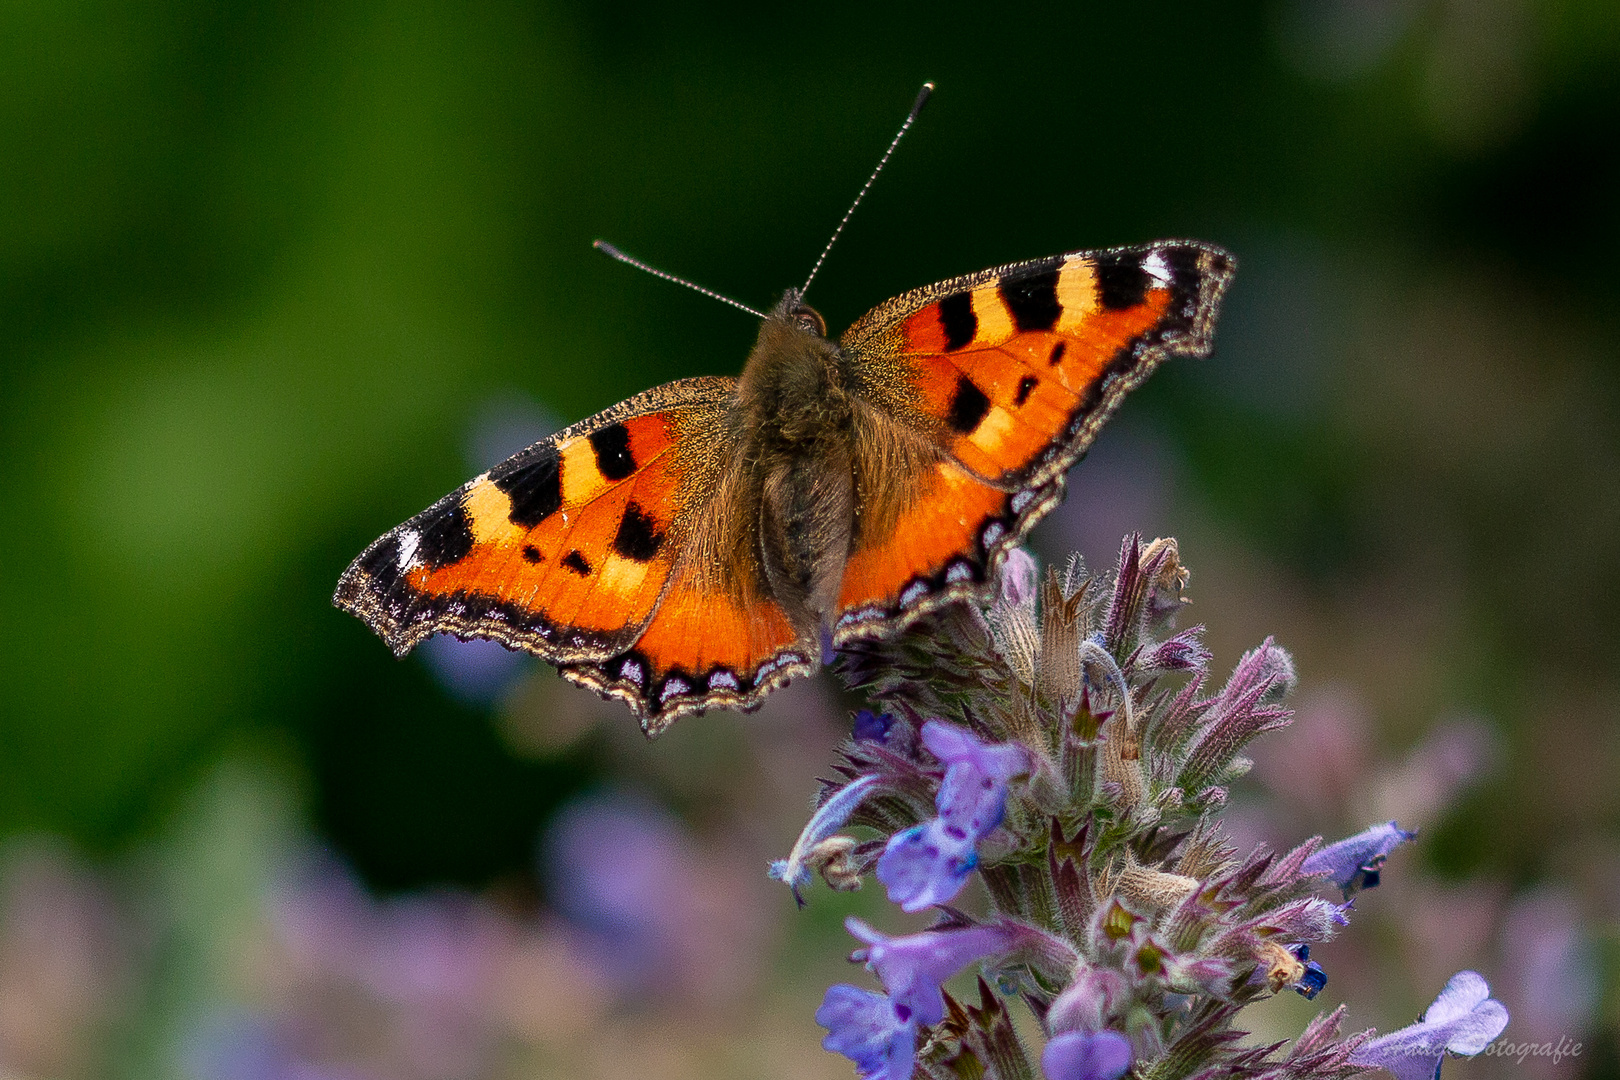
[[562, 553, 812, 733], [833, 241, 1233, 629]]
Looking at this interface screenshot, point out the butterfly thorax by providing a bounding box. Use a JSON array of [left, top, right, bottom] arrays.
[[733, 294, 857, 645]]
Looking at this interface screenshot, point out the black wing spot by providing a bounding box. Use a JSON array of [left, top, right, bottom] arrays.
[[491, 445, 563, 528], [522, 545, 542, 564], [947, 375, 992, 435], [417, 497, 476, 568], [357, 534, 403, 587], [937, 292, 977, 351], [1000, 267, 1061, 331], [1050, 341, 1067, 366], [1096, 251, 1150, 310], [562, 550, 592, 576], [613, 503, 665, 562], [1014, 375, 1038, 406], [588, 424, 637, 482]]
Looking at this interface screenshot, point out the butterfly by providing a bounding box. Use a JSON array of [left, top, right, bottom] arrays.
[[333, 91, 1235, 733]]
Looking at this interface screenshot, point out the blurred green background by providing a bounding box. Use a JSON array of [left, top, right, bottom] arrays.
[[1, 1, 1617, 1078]]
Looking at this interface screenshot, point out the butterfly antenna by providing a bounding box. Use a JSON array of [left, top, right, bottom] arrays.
[[593, 240, 767, 320], [800, 81, 934, 297]]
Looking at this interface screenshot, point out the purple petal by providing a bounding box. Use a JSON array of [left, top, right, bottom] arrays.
[[816, 984, 917, 1080], [845, 917, 1017, 1027], [999, 546, 1039, 608], [1302, 821, 1416, 895], [935, 760, 1009, 840], [1422, 970, 1492, 1026], [852, 710, 897, 744], [875, 820, 977, 912], [1047, 965, 1130, 1034], [770, 774, 886, 901], [1349, 971, 1509, 1080], [920, 721, 1031, 785], [1042, 1030, 1133, 1080]]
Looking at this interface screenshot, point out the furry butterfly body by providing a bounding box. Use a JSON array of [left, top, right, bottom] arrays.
[[335, 241, 1234, 730]]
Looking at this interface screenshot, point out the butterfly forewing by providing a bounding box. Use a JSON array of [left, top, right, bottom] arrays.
[[334, 377, 735, 663], [832, 241, 1233, 631]]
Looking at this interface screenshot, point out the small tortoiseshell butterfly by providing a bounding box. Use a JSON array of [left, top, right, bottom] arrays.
[[334, 86, 1235, 732]]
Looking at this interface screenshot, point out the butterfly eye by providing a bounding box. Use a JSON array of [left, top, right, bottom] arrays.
[[791, 304, 828, 337]]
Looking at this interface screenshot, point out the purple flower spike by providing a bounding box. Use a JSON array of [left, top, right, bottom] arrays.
[[1042, 1030, 1133, 1080], [921, 721, 1031, 785], [817, 984, 918, 1080], [1303, 821, 1417, 897], [875, 819, 978, 912], [846, 917, 1018, 1027], [1348, 971, 1509, 1080]]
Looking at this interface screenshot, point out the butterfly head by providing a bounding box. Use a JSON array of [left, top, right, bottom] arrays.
[[773, 288, 828, 339]]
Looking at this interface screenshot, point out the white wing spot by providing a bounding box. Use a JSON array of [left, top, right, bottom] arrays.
[[659, 676, 691, 702], [900, 581, 930, 607], [1143, 250, 1174, 284], [981, 521, 1007, 547], [707, 669, 740, 692], [619, 658, 644, 687], [946, 561, 973, 583], [396, 529, 421, 572], [1011, 490, 1036, 514]]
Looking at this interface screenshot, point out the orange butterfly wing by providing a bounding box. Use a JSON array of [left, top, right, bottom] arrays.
[[333, 376, 810, 728], [834, 241, 1234, 637]]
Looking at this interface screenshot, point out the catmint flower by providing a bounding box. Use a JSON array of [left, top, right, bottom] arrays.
[[1303, 821, 1416, 897], [921, 720, 1031, 835], [1000, 546, 1040, 608], [1042, 1030, 1133, 1080], [876, 722, 1030, 911], [785, 536, 1501, 1080], [1291, 944, 1328, 999], [1048, 964, 1130, 1034], [771, 774, 886, 904], [816, 984, 917, 1080], [875, 819, 978, 911], [845, 916, 1017, 1027], [852, 709, 896, 743], [1349, 971, 1509, 1080]]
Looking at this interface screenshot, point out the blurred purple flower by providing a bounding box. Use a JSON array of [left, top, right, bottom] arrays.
[[1500, 888, 1599, 1042], [1302, 820, 1415, 897], [543, 790, 738, 994], [816, 984, 917, 1080], [1042, 1030, 1132, 1080], [845, 916, 1017, 1027], [1348, 971, 1508, 1080], [419, 634, 529, 705]]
